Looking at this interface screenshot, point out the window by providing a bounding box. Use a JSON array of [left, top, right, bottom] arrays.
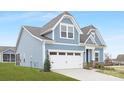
[[60, 23, 74, 39], [68, 26, 74, 38], [50, 52, 57, 55], [61, 25, 67, 38], [67, 52, 73, 56], [59, 52, 65, 55], [75, 53, 81, 56], [95, 52, 99, 62]]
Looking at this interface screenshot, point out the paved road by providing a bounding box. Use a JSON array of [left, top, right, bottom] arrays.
[[53, 69, 124, 81]]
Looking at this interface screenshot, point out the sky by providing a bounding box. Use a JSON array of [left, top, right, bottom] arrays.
[[0, 11, 124, 58]]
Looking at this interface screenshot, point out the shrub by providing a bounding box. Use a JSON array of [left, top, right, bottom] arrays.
[[94, 63, 104, 70], [83, 63, 92, 70], [44, 55, 51, 72]]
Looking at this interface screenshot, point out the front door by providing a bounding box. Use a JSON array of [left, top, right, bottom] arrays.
[[86, 49, 92, 63]]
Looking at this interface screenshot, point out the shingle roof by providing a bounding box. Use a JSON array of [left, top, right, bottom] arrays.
[[40, 11, 72, 34], [23, 12, 72, 41], [24, 26, 52, 40], [117, 54, 124, 61], [80, 25, 96, 43], [22, 12, 104, 46], [0, 46, 15, 53]]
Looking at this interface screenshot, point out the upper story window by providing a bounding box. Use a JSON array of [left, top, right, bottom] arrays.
[[60, 23, 74, 39]]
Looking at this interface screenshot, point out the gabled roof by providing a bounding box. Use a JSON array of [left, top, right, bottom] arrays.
[[23, 26, 52, 40], [80, 25, 96, 43], [80, 25, 106, 46], [0, 46, 15, 53], [40, 11, 72, 35], [117, 54, 124, 61]]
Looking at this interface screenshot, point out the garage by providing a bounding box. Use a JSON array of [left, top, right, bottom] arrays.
[[49, 50, 83, 69]]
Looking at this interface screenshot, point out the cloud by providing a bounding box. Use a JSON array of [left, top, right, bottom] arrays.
[[0, 12, 59, 22]]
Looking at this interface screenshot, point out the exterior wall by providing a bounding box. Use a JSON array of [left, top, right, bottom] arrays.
[[95, 48, 104, 63], [54, 24, 80, 44], [16, 29, 44, 69], [61, 17, 73, 24], [45, 44, 84, 56], [86, 38, 94, 44], [0, 53, 2, 62], [44, 32, 53, 39], [95, 35, 102, 45]]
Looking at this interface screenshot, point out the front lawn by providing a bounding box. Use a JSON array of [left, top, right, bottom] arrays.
[[0, 63, 77, 81], [97, 66, 124, 79]]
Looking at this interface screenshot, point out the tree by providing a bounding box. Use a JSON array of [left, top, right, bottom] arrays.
[[44, 55, 51, 72]]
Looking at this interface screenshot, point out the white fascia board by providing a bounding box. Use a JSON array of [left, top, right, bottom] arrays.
[[52, 15, 83, 34], [1, 48, 15, 54], [87, 29, 96, 35], [48, 49, 84, 53], [40, 28, 52, 35], [95, 29, 106, 45], [23, 26, 43, 42], [84, 35, 93, 45]]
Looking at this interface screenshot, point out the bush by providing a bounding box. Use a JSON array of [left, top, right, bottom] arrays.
[[44, 55, 51, 72], [94, 63, 104, 70], [83, 63, 92, 70]]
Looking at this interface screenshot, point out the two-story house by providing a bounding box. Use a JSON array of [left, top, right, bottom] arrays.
[[16, 12, 106, 69]]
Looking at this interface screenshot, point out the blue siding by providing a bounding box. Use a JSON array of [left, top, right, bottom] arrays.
[[95, 48, 104, 63], [95, 35, 102, 45], [54, 24, 80, 44], [61, 17, 73, 24], [45, 44, 84, 56], [16, 29, 44, 69], [44, 32, 53, 39]]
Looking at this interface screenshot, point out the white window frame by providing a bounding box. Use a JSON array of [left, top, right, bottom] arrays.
[[60, 23, 74, 39], [95, 51, 100, 62]]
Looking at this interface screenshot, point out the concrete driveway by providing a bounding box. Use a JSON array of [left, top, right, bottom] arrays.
[[52, 69, 124, 81]]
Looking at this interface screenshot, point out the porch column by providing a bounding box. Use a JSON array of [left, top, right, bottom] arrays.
[[1, 53, 3, 62], [92, 49, 95, 61], [10, 53, 11, 62]]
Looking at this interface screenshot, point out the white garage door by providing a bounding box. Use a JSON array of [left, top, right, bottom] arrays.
[[49, 50, 83, 69]]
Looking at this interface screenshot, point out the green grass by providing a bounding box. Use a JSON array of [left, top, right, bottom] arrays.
[[98, 70, 124, 79], [97, 66, 124, 79], [0, 63, 77, 81]]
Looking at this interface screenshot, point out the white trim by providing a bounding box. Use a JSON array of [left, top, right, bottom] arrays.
[[23, 26, 43, 42], [90, 35, 97, 44], [53, 15, 83, 34], [95, 51, 100, 62], [85, 46, 95, 50], [84, 34, 97, 45], [60, 23, 74, 39], [48, 49, 83, 54], [16, 26, 43, 51], [86, 28, 106, 46], [52, 30, 55, 40], [87, 29, 96, 35], [52, 42, 82, 46], [1, 48, 15, 54], [42, 41, 46, 65], [95, 29, 106, 45]]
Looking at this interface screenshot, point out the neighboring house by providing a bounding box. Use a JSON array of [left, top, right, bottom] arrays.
[[112, 54, 124, 65], [0, 46, 16, 62], [16, 12, 106, 69]]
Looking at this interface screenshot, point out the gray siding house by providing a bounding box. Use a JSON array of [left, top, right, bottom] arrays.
[[0, 46, 16, 62], [16, 12, 106, 69]]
